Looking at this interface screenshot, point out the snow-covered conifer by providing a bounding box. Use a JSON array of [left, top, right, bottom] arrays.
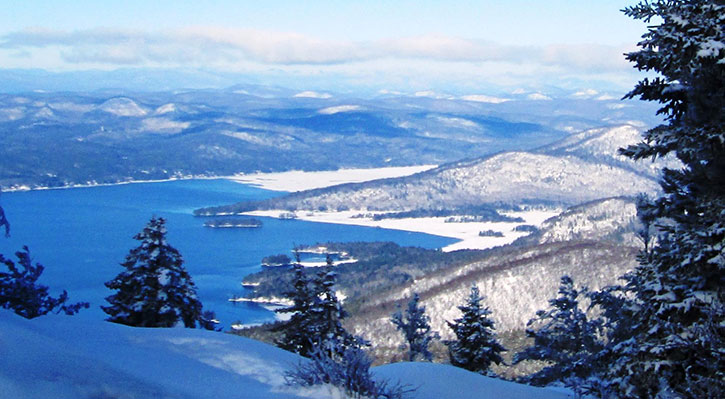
[[102, 217, 214, 329], [275, 261, 321, 356], [608, 1, 725, 396], [275, 257, 362, 356], [391, 293, 437, 362], [445, 285, 505, 375], [514, 276, 602, 389]]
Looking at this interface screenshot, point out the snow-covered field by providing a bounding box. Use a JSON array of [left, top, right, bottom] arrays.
[[0, 311, 573, 399], [245, 209, 560, 252], [229, 165, 436, 192]]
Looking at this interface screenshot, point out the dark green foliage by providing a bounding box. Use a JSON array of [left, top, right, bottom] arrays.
[[478, 230, 504, 237], [244, 242, 487, 306], [0, 204, 9, 237], [274, 264, 319, 355], [261, 253, 292, 266], [103, 217, 216, 329], [274, 262, 362, 357], [367, 206, 524, 223], [607, 1, 725, 397], [445, 285, 505, 375], [391, 293, 437, 362], [514, 276, 603, 388], [0, 246, 88, 319], [202, 218, 262, 228]]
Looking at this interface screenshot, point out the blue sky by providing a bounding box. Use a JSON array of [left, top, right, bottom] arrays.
[[0, 1, 646, 93]]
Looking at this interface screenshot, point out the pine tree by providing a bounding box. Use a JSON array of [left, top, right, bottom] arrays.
[[0, 246, 88, 318], [445, 285, 505, 375], [102, 217, 215, 329], [607, 1, 725, 397], [514, 276, 603, 388], [391, 293, 437, 362]]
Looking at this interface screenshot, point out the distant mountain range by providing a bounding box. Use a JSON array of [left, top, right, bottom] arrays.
[[0, 85, 659, 190]]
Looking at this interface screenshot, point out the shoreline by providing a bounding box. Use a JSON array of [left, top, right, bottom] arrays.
[[1, 165, 437, 193], [3, 166, 561, 252], [243, 209, 561, 252]]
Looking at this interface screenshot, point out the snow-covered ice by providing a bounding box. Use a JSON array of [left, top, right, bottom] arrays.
[[229, 165, 436, 192], [245, 209, 560, 252]]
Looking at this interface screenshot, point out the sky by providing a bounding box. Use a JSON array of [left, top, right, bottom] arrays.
[[0, 1, 647, 93]]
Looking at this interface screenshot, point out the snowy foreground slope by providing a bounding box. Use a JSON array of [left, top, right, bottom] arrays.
[[0, 312, 572, 399]]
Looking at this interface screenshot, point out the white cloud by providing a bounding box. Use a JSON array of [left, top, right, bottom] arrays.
[[0, 27, 633, 73]]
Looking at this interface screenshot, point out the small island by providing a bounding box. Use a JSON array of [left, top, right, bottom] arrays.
[[261, 254, 292, 267], [203, 218, 263, 228]]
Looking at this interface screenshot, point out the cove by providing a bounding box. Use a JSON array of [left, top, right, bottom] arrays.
[[0, 179, 456, 327]]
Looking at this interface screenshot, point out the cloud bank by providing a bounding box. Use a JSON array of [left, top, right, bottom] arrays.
[[1, 27, 633, 72]]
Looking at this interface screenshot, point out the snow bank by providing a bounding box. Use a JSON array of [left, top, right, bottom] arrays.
[[0, 311, 576, 398], [0, 312, 312, 398], [373, 362, 572, 399]]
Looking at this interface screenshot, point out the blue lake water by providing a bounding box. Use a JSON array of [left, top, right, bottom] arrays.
[[0, 179, 456, 327]]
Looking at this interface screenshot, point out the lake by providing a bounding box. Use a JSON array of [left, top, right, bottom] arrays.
[[0, 179, 456, 327]]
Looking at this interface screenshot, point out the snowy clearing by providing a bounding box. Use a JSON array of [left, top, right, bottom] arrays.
[[0, 312, 573, 399]]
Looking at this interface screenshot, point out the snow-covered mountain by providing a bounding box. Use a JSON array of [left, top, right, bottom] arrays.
[[340, 196, 642, 366], [199, 124, 662, 214], [537, 124, 681, 178], [97, 97, 149, 117], [518, 196, 642, 246], [0, 311, 572, 399]]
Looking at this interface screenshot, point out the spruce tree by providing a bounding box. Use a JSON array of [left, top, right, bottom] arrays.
[[391, 293, 437, 362], [445, 285, 505, 375], [103, 217, 215, 329], [275, 255, 361, 357], [311, 265, 361, 352], [275, 259, 319, 356], [514, 276, 602, 388], [607, 1, 725, 397]]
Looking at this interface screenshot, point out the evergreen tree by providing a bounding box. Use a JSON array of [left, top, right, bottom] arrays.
[[391, 293, 437, 362], [607, 1, 725, 397], [445, 285, 505, 375], [275, 259, 320, 356], [514, 276, 602, 389], [310, 264, 362, 352], [0, 246, 88, 318], [102, 217, 216, 329], [275, 252, 362, 357]]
